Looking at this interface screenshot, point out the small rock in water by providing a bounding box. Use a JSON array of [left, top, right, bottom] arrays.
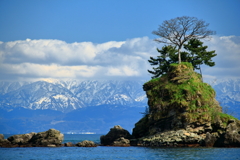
[[64, 142, 74, 147], [76, 140, 97, 147], [100, 125, 132, 146]]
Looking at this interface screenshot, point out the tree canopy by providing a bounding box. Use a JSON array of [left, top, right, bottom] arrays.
[[148, 39, 216, 79], [148, 45, 176, 78], [152, 16, 216, 64]]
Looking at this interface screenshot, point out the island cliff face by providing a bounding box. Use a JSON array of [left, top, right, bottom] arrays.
[[132, 63, 240, 147]]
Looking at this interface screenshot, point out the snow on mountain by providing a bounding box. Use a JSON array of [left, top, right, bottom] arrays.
[[211, 79, 240, 102], [0, 80, 147, 112], [0, 79, 240, 134], [0, 81, 85, 112], [211, 78, 240, 117], [0, 81, 30, 95], [68, 80, 147, 106], [0, 79, 239, 116]]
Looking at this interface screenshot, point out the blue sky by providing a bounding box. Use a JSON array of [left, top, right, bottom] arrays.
[[1, 0, 239, 43], [0, 0, 240, 81]]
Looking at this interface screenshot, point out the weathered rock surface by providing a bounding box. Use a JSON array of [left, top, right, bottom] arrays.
[[64, 142, 74, 147], [132, 63, 240, 147], [0, 134, 4, 140], [100, 125, 132, 146], [131, 129, 203, 147], [223, 120, 240, 147], [7, 132, 36, 146], [113, 137, 130, 147], [0, 129, 64, 147], [0, 134, 11, 147], [29, 129, 63, 147], [76, 140, 97, 147]]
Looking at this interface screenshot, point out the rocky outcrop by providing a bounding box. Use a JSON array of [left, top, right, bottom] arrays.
[[7, 132, 36, 147], [0, 129, 64, 147], [29, 129, 63, 147], [131, 129, 203, 147], [100, 125, 132, 146], [223, 120, 240, 147], [204, 132, 218, 147], [64, 142, 74, 147], [0, 134, 11, 147], [132, 63, 240, 147], [113, 137, 130, 147], [76, 140, 97, 147]]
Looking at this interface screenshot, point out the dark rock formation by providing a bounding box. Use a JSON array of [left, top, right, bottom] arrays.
[[204, 132, 218, 147], [76, 140, 97, 147], [0, 134, 11, 147], [0, 129, 63, 147], [100, 125, 132, 146], [113, 137, 130, 147], [223, 119, 240, 147], [131, 129, 203, 147], [132, 63, 240, 147], [29, 129, 63, 147], [7, 132, 36, 147], [64, 142, 74, 147]]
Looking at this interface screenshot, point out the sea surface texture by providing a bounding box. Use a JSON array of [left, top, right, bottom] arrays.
[[1, 134, 240, 160]]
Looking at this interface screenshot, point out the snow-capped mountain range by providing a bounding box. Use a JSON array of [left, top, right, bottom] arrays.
[[0, 79, 239, 134], [211, 79, 240, 102], [1, 79, 240, 114], [0, 80, 147, 112], [210, 79, 240, 117]]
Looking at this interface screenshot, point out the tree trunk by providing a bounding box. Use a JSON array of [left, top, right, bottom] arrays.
[[178, 48, 181, 64], [199, 64, 203, 81]]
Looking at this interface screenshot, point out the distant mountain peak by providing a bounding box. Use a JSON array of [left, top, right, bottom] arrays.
[[0, 79, 239, 117], [0, 80, 147, 112]]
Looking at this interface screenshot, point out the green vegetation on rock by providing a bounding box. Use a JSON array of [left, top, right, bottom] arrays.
[[133, 63, 238, 139]]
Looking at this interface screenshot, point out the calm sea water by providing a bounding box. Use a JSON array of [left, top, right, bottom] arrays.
[[1, 134, 240, 160]]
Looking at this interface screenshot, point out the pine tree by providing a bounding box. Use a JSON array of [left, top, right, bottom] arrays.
[[183, 39, 217, 77], [148, 45, 176, 78], [148, 39, 216, 79]]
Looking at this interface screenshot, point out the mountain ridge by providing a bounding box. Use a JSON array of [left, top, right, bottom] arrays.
[[0, 79, 240, 113], [0, 80, 147, 112], [0, 79, 239, 134]]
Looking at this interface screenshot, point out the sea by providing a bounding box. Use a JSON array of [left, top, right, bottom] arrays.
[[1, 134, 240, 160]]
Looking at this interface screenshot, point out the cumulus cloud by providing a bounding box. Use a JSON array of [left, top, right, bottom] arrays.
[[201, 35, 240, 81], [0, 39, 120, 65], [0, 37, 157, 81], [0, 36, 239, 81]]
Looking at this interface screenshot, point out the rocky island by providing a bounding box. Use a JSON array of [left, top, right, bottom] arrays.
[[130, 63, 240, 147], [101, 63, 240, 147], [0, 129, 64, 147], [0, 129, 97, 148]]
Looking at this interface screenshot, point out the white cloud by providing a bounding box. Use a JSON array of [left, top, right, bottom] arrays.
[[106, 66, 140, 76], [0, 36, 240, 81], [0, 63, 100, 78], [201, 35, 240, 81], [1, 39, 104, 65], [0, 37, 157, 81]]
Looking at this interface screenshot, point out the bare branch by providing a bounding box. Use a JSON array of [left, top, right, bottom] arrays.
[[152, 16, 215, 64]]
